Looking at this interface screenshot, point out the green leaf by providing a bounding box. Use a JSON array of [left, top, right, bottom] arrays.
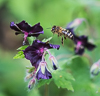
[[26, 66, 35, 73], [13, 51, 25, 59], [27, 36, 36, 45], [42, 37, 52, 42], [37, 79, 52, 88], [52, 70, 74, 91], [17, 45, 28, 50]]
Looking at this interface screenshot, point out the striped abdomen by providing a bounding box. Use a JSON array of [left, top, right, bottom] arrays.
[[62, 29, 74, 40]]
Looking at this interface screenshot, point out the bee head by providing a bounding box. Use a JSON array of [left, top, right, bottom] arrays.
[[51, 25, 56, 33]]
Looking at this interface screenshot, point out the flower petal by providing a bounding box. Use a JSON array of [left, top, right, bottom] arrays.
[[10, 21, 44, 37], [16, 20, 31, 32], [85, 42, 96, 51], [36, 67, 52, 80], [30, 23, 44, 34], [66, 18, 84, 29], [75, 47, 85, 55], [32, 40, 60, 50], [74, 35, 88, 44], [10, 22, 20, 31], [23, 46, 42, 68]]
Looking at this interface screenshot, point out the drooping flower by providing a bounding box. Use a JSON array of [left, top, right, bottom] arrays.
[[10, 21, 44, 44], [23, 40, 60, 69], [74, 35, 96, 55], [66, 18, 85, 29], [90, 59, 100, 76], [36, 61, 52, 80]]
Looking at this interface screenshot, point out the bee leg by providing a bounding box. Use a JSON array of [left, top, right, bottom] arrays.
[[64, 36, 66, 40], [61, 37, 64, 46], [46, 41, 49, 44], [58, 33, 60, 37], [52, 31, 55, 35]]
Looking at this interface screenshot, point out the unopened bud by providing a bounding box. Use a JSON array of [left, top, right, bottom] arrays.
[[49, 55, 58, 70], [25, 73, 33, 81], [28, 78, 36, 89], [90, 60, 100, 76]]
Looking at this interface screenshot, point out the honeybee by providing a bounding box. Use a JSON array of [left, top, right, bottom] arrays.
[[51, 25, 74, 45]]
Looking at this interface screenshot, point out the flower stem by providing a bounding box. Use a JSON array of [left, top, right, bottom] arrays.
[[44, 84, 49, 96], [83, 53, 93, 65]]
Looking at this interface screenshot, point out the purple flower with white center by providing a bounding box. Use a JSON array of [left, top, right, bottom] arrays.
[[10, 21, 44, 44], [36, 61, 52, 80], [74, 35, 96, 55], [23, 40, 60, 69]]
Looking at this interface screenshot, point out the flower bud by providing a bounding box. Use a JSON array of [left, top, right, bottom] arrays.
[[28, 78, 36, 89], [90, 60, 100, 76], [49, 55, 58, 70]]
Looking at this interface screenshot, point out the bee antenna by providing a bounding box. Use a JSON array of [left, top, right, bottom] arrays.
[[46, 23, 53, 29], [46, 27, 51, 29], [50, 23, 53, 27]]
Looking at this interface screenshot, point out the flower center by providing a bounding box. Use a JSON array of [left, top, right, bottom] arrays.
[[75, 41, 83, 52], [39, 48, 44, 54], [77, 41, 82, 48]]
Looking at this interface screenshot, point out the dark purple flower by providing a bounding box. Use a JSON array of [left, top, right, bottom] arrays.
[[74, 35, 96, 55], [10, 21, 44, 44], [23, 40, 60, 69], [36, 61, 52, 80], [65, 18, 96, 55]]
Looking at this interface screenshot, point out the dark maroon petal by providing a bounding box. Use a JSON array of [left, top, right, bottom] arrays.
[[28, 22, 44, 37], [36, 67, 52, 80], [75, 47, 85, 55], [85, 42, 96, 51], [30, 23, 44, 34], [23, 46, 42, 68], [79, 35, 88, 43], [10, 21, 44, 38], [32, 40, 60, 50], [16, 21, 31, 32], [15, 32, 20, 35], [10, 22, 20, 31], [74, 35, 88, 45]]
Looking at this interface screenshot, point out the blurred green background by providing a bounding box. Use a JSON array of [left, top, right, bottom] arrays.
[[0, 0, 100, 96]]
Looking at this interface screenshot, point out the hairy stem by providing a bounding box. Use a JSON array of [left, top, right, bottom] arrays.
[[45, 84, 49, 96]]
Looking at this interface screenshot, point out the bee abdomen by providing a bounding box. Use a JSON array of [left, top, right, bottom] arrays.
[[63, 30, 74, 40]]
